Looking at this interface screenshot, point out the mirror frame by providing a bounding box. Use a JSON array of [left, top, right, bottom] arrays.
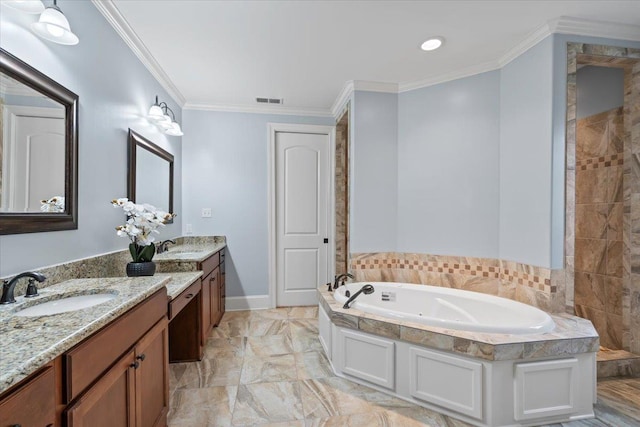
[[0, 48, 79, 235], [127, 129, 174, 223]]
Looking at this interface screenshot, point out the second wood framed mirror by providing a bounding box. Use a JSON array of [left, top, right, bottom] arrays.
[[127, 129, 174, 222]]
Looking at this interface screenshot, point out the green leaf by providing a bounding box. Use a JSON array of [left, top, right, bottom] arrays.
[[129, 243, 138, 262], [139, 244, 155, 262]]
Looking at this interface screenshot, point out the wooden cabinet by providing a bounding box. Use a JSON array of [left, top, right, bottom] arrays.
[[0, 365, 56, 427], [134, 319, 170, 427], [66, 318, 169, 427], [198, 249, 225, 337], [65, 350, 136, 427], [63, 288, 169, 427], [1, 289, 168, 427]]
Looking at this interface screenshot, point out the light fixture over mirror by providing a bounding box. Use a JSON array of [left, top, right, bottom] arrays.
[[148, 96, 183, 137], [31, 0, 79, 46]]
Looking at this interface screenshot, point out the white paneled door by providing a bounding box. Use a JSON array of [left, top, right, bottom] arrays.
[[1, 106, 65, 212], [275, 130, 330, 306]]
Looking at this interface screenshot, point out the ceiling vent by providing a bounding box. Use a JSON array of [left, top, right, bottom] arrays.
[[256, 97, 284, 105]]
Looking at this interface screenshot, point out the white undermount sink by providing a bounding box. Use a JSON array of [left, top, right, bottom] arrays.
[[15, 294, 117, 317], [170, 251, 205, 257]]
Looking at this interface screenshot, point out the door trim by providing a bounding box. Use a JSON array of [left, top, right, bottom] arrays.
[[267, 123, 336, 308]]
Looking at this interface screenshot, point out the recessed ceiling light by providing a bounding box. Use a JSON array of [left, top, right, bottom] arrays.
[[421, 37, 444, 51]]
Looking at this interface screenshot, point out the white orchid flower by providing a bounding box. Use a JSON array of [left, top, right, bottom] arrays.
[[112, 198, 175, 250]]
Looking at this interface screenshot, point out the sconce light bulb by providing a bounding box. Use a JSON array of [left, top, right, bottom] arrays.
[[31, 5, 79, 45]]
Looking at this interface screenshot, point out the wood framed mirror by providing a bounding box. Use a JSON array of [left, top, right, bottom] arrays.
[[127, 129, 174, 222], [0, 48, 78, 235]]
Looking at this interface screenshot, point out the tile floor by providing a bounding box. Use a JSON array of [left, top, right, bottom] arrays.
[[168, 307, 640, 427]]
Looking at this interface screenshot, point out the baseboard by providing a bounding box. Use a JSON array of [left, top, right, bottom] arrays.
[[225, 295, 271, 311]]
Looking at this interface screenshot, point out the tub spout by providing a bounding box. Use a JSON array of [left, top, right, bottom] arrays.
[[334, 273, 354, 290], [342, 284, 374, 309]]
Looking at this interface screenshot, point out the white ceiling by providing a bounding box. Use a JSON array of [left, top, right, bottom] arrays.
[[109, 0, 640, 114]]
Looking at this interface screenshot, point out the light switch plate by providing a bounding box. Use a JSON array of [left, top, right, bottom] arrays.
[[201, 208, 212, 218]]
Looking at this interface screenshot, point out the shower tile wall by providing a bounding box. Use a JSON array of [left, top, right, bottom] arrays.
[[630, 61, 640, 354], [334, 112, 349, 276], [575, 107, 624, 349]]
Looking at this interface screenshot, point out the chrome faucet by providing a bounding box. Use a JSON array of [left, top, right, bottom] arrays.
[[1, 272, 46, 304], [333, 273, 354, 290], [156, 239, 176, 254], [342, 284, 375, 309]]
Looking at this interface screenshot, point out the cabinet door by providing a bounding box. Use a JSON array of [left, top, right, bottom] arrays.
[[210, 267, 220, 327], [0, 366, 56, 427], [220, 259, 226, 319], [135, 318, 169, 427], [66, 351, 135, 427], [201, 271, 212, 343]]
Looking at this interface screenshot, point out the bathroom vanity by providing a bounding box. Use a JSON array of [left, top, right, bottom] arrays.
[[155, 240, 226, 362], [0, 237, 228, 426], [0, 277, 171, 427]]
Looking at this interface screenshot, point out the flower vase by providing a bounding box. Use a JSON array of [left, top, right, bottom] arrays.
[[126, 261, 156, 277]]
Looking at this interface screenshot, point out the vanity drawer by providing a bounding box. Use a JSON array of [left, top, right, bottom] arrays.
[[169, 279, 201, 320], [199, 251, 220, 276], [0, 365, 56, 427], [64, 288, 167, 403]]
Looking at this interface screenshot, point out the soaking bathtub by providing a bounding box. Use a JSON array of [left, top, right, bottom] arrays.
[[333, 282, 555, 334], [319, 282, 598, 427]]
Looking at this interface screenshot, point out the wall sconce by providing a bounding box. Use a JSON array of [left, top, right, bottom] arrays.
[[148, 96, 184, 137], [31, 0, 79, 45], [3, 1, 45, 14]]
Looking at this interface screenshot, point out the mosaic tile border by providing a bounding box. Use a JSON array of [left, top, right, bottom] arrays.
[[351, 254, 552, 293], [354, 257, 500, 278], [576, 153, 624, 170]]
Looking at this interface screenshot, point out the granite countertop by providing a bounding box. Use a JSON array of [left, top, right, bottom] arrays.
[[0, 276, 170, 394], [162, 271, 204, 299], [154, 241, 226, 263], [318, 287, 599, 362]]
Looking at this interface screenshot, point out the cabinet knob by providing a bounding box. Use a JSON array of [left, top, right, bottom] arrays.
[[136, 354, 146, 361], [185, 293, 194, 299], [130, 361, 140, 369], [11, 424, 21, 427]]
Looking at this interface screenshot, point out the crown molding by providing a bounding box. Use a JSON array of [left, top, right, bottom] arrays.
[[330, 81, 354, 118], [353, 80, 399, 93], [93, 6, 639, 119], [398, 60, 500, 93], [497, 21, 553, 67], [184, 102, 333, 118], [549, 16, 640, 42], [91, 0, 186, 107]]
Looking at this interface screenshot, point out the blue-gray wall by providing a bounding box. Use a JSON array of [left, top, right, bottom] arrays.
[[350, 91, 398, 252], [182, 110, 333, 298], [397, 71, 500, 258], [0, 1, 182, 276], [499, 36, 554, 268], [576, 66, 624, 119]]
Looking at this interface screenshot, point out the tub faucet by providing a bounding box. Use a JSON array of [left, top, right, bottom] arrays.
[[1, 272, 46, 304], [342, 284, 374, 309], [333, 273, 354, 290], [156, 239, 176, 254]]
